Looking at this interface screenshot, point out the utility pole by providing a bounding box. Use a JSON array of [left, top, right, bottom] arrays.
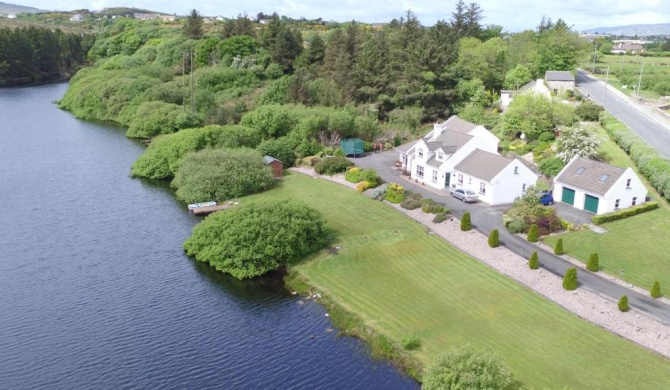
[[190, 52, 197, 117], [636, 57, 644, 98], [592, 42, 599, 73], [179, 51, 186, 112], [602, 66, 610, 104]]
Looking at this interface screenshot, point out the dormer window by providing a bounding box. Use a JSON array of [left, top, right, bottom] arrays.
[[418, 148, 424, 158], [437, 151, 444, 160]]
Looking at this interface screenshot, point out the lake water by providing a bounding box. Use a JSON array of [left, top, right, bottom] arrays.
[[0, 83, 418, 390]]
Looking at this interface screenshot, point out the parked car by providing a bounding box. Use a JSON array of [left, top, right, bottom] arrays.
[[539, 191, 554, 205], [451, 188, 478, 203]]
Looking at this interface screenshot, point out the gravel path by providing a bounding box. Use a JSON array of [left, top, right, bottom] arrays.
[[290, 167, 670, 358]]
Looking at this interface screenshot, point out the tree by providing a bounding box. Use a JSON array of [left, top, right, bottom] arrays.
[[618, 295, 630, 312], [460, 212, 472, 231], [599, 42, 613, 55], [257, 136, 298, 167], [172, 148, 275, 203], [651, 281, 662, 299], [183, 9, 204, 39], [555, 124, 601, 163], [575, 102, 604, 121], [527, 224, 539, 242], [183, 199, 329, 279], [562, 268, 578, 290], [529, 251, 539, 269], [504, 64, 532, 90], [587, 253, 599, 272], [554, 238, 565, 255], [422, 345, 511, 390], [538, 157, 565, 177], [488, 229, 499, 247], [496, 94, 555, 140]]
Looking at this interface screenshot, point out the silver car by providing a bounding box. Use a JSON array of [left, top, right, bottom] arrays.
[[451, 188, 478, 203]]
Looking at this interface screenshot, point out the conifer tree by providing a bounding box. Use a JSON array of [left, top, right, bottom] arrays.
[[554, 238, 564, 255], [587, 253, 599, 272], [488, 229, 499, 248], [562, 268, 577, 290], [528, 251, 539, 269], [618, 295, 629, 312], [460, 212, 471, 231], [183, 9, 204, 39], [527, 224, 539, 243], [651, 281, 662, 299]]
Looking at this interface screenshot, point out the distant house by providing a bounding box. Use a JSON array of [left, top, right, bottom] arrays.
[[399, 115, 537, 204], [70, 13, 84, 22], [500, 79, 552, 110], [611, 42, 645, 55], [545, 71, 575, 93], [263, 156, 283, 178], [159, 14, 176, 22], [553, 156, 647, 214], [134, 13, 160, 21]]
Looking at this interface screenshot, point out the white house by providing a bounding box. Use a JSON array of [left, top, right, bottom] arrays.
[[553, 156, 647, 214], [500, 79, 551, 110], [398, 115, 538, 204], [452, 150, 538, 205]]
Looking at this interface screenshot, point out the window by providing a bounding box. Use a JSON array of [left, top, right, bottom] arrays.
[[416, 165, 424, 178], [626, 178, 631, 188], [514, 166, 519, 174], [576, 167, 585, 175], [468, 177, 472, 184], [432, 170, 438, 183], [437, 151, 443, 160], [632, 197, 637, 206], [600, 174, 609, 182], [615, 199, 620, 209], [480, 182, 486, 194], [458, 174, 463, 185], [418, 148, 424, 158], [522, 183, 527, 191]]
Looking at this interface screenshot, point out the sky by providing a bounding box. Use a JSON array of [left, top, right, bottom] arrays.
[[14, 0, 670, 32]]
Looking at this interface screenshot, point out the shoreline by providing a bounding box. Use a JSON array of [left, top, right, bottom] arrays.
[[289, 167, 670, 360]]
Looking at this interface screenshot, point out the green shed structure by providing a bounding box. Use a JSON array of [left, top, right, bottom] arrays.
[[340, 138, 364, 157]]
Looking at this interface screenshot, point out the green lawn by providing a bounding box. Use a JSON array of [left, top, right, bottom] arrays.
[[584, 54, 670, 99], [243, 173, 670, 389], [544, 209, 670, 291]]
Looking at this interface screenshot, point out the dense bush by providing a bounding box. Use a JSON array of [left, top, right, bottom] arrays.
[[507, 220, 525, 234], [562, 268, 578, 290], [651, 281, 662, 299], [527, 224, 539, 242], [587, 253, 599, 272], [131, 125, 261, 179], [591, 202, 658, 225], [460, 212, 471, 231], [370, 184, 387, 200], [538, 131, 556, 142], [172, 148, 274, 203], [618, 295, 630, 312], [345, 167, 378, 184], [401, 334, 421, 351], [421, 199, 445, 214], [384, 183, 405, 203], [125, 101, 201, 138], [257, 136, 297, 167], [504, 187, 563, 235], [529, 251, 539, 269], [432, 212, 448, 223], [539, 157, 566, 177], [488, 229, 499, 248], [183, 199, 329, 279], [314, 156, 354, 175], [422, 345, 511, 390], [554, 238, 565, 255], [401, 198, 423, 210], [575, 102, 604, 121], [356, 181, 377, 192]]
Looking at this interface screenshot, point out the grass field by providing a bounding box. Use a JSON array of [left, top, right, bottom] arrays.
[[241, 172, 670, 389], [585, 54, 670, 99]]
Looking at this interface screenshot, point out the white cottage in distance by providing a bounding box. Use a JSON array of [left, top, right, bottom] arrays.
[[398, 116, 538, 205]]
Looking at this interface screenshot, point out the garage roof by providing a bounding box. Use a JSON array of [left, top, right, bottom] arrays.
[[555, 156, 625, 196]]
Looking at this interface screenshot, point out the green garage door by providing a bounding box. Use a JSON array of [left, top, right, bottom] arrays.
[[584, 194, 599, 213], [562, 187, 575, 205]]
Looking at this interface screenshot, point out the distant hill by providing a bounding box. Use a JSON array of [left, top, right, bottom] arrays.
[[583, 23, 670, 37], [0, 1, 44, 14]]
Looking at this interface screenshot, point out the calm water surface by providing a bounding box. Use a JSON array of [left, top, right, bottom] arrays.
[[0, 83, 418, 390]]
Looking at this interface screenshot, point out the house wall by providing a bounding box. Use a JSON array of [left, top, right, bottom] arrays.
[[602, 168, 647, 213], [546, 80, 574, 92], [501, 91, 512, 108], [489, 161, 539, 205]]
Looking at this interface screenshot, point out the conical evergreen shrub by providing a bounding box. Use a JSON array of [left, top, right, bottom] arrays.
[[587, 253, 599, 272], [488, 229, 499, 248], [618, 295, 630, 312], [460, 212, 471, 231], [554, 238, 564, 255], [528, 251, 539, 270], [527, 224, 538, 243], [562, 268, 578, 290], [651, 281, 662, 299]]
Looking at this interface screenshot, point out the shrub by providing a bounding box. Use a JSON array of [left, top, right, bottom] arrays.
[[401, 334, 421, 351], [538, 157, 566, 177], [356, 181, 376, 192], [529, 251, 539, 269], [575, 102, 604, 121], [385, 183, 405, 203], [618, 295, 630, 312], [421, 199, 445, 214], [172, 148, 274, 204], [507, 220, 525, 234], [460, 212, 472, 231], [554, 238, 565, 255], [183, 199, 329, 279], [527, 224, 539, 242], [562, 268, 578, 290], [345, 167, 363, 183], [422, 345, 511, 390], [401, 198, 423, 210], [591, 202, 659, 225], [587, 253, 599, 272], [651, 281, 662, 299], [432, 212, 448, 224], [538, 131, 556, 142], [257, 136, 297, 167], [314, 156, 354, 175], [126, 101, 201, 139], [488, 229, 499, 248], [371, 184, 387, 200]]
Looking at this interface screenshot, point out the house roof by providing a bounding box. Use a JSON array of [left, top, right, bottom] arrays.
[[614, 43, 644, 51], [426, 156, 441, 168], [263, 155, 282, 164], [442, 115, 478, 134], [545, 71, 575, 82], [555, 157, 626, 196], [453, 149, 514, 182], [426, 141, 444, 152], [395, 141, 416, 154]]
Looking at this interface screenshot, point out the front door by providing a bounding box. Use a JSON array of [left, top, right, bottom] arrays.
[[445, 172, 450, 188]]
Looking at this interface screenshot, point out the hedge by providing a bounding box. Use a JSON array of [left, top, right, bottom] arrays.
[[600, 113, 670, 201], [591, 202, 658, 225]]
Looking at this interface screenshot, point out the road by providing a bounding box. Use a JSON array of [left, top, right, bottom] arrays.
[[354, 151, 670, 323], [576, 69, 670, 158]]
